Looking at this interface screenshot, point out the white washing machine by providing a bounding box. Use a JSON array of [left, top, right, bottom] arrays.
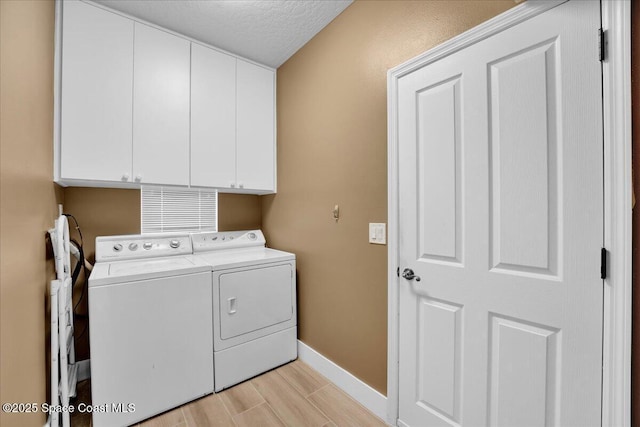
[[88, 234, 213, 427], [191, 230, 297, 391]]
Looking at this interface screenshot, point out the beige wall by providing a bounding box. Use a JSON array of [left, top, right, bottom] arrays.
[[218, 193, 262, 232], [264, 0, 516, 394], [0, 1, 60, 425]]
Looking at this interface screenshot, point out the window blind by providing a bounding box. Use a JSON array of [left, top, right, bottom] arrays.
[[141, 186, 218, 234]]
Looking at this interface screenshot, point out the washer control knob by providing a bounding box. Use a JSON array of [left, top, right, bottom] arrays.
[[128, 243, 138, 251], [248, 232, 257, 240], [170, 240, 180, 249], [143, 242, 153, 250], [113, 243, 123, 252]]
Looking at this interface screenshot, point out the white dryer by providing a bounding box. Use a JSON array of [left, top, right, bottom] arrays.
[[191, 230, 297, 391], [89, 234, 213, 427]]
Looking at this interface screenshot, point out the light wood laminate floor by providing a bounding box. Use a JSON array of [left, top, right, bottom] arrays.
[[71, 360, 388, 427]]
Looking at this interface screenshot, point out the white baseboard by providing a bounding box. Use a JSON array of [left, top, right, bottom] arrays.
[[76, 358, 91, 382], [297, 340, 388, 422]]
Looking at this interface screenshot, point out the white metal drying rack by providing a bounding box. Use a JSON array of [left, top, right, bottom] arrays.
[[48, 214, 78, 427]]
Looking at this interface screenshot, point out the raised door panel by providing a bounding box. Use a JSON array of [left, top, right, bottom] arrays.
[[236, 60, 275, 192], [416, 76, 462, 265], [489, 41, 559, 277], [190, 44, 237, 188], [488, 314, 559, 426], [133, 23, 190, 186], [60, 0, 133, 182], [416, 298, 462, 423]]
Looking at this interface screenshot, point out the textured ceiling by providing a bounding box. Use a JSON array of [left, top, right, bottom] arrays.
[[92, 0, 353, 68]]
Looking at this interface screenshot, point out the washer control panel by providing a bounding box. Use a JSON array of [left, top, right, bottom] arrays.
[[191, 230, 265, 253], [96, 234, 192, 262]]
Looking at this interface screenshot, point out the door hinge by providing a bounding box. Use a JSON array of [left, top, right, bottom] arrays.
[[601, 247, 607, 280], [598, 28, 606, 62]]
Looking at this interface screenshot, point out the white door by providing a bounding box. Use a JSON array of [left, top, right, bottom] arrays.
[[397, 1, 603, 426], [236, 60, 276, 192], [61, 0, 133, 182], [190, 44, 237, 188], [133, 23, 190, 186], [218, 264, 294, 340], [212, 262, 296, 351]]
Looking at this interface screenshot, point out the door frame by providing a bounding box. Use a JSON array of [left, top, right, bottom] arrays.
[[386, 1, 632, 426]]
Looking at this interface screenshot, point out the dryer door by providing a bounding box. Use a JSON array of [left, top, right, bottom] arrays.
[[218, 263, 294, 340]]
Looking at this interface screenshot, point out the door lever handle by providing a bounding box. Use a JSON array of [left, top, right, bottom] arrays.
[[402, 268, 421, 282]]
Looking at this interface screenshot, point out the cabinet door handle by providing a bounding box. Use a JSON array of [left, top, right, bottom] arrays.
[[122, 173, 130, 181], [135, 174, 142, 182], [230, 182, 236, 188], [238, 182, 244, 189]]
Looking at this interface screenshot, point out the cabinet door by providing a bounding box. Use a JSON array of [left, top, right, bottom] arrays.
[[190, 44, 236, 188], [133, 23, 190, 186], [236, 60, 275, 192], [61, 0, 133, 182]]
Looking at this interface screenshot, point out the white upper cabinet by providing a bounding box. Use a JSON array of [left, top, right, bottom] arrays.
[[133, 23, 190, 186], [190, 44, 237, 188], [236, 60, 275, 192], [56, 1, 276, 193], [60, 0, 133, 182], [191, 49, 276, 193]]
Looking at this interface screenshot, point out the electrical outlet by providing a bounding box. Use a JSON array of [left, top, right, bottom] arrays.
[[369, 223, 386, 245]]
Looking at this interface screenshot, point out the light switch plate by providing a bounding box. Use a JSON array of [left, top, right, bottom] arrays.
[[369, 223, 386, 245]]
